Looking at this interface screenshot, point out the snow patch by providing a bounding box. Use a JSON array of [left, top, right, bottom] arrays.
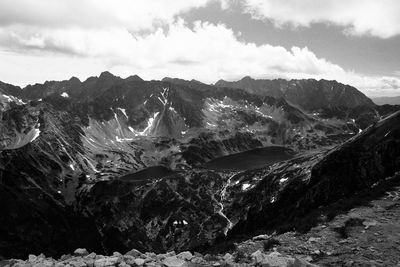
[[279, 177, 288, 184], [140, 112, 159, 135], [168, 106, 177, 113], [30, 126, 41, 142], [116, 136, 133, 142], [242, 183, 251, 191], [117, 108, 128, 119]]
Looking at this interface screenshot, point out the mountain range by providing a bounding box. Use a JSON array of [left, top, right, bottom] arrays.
[[372, 96, 400, 105], [1, 72, 400, 259]]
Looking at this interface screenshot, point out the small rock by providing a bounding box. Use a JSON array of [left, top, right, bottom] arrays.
[[68, 260, 86, 267], [134, 258, 145, 266], [125, 248, 143, 258], [311, 250, 321, 255], [307, 237, 320, 243], [252, 234, 270, 241], [363, 220, 377, 229], [162, 256, 187, 267], [74, 248, 89, 257], [94, 256, 119, 267], [145, 252, 157, 259], [251, 250, 265, 263], [143, 263, 160, 267], [85, 252, 97, 259], [222, 253, 233, 262], [259, 251, 296, 267], [11, 260, 30, 267], [293, 258, 319, 267], [189, 257, 201, 264], [33, 260, 54, 267], [176, 251, 193, 261], [193, 252, 203, 258], [165, 251, 176, 257], [118, 262, 130, 267], [60, 255, 71, 261], [123, 255, 135, 265], [112, 252, 122, 257], [28, 255, 37, 262]]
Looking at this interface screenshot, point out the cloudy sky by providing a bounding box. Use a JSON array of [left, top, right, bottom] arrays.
[[0, 0, 399, 97]]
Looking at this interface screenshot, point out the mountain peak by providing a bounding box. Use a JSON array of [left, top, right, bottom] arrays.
[[98, 71, 118, 80], [240, 75, 254, 81], [125, 74, 143, 82], [69, 76, 81, 83]]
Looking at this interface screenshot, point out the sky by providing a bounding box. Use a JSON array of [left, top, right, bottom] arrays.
[[0, 0, 399, 97]]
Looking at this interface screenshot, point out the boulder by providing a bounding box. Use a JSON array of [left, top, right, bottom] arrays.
[[176, 251, 193, 261], [67, 260, 87, 267], [74, 248, 89, 256], [133, 258, 145, 266], [125, 249, 143, 258], [28, 255, 37, 262], [162, 256, 187, 267], [94, 256, 119, 267], [251, 250, 265, 263], [252, 234, 270, 241]]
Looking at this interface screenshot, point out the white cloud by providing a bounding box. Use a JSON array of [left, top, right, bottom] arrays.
[[0, 0, 212, 31], [237, 0, 400, 38], [0, 19, 399, 96], [0, 0, 399, 97]]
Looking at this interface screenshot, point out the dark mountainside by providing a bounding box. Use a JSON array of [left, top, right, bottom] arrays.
[[0, 73, 400, 264]]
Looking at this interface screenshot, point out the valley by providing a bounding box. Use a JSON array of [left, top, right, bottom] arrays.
[[1, 73, 400, 262]]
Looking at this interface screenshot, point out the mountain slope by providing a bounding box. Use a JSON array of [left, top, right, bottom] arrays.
[[225, 110, 400, 238]]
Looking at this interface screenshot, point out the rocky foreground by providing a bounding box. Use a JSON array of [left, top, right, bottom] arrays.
[[1, 243, 316, 267]]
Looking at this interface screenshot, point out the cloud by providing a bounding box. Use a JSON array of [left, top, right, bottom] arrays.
[[0, 18, 399, 97], [235, 0, 400, 38], [0, 0, 213, 31], [0, 1, 399, 97]]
